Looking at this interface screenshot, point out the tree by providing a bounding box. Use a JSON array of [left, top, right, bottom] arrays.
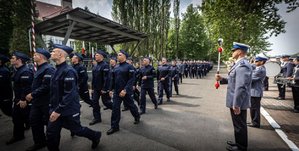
[[0, 0, 14, 55], [179, 4, 210, 60], [173, 0, 180, 58], [10, 0, 32, 55], [201, 0, 299, 60]]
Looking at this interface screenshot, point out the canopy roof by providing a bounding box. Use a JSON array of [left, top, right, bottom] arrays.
[[35, 8, 146, 45]]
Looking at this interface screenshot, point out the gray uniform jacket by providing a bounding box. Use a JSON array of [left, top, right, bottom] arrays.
[[224, 58, 252, 110], [250, 65, 266, 97]]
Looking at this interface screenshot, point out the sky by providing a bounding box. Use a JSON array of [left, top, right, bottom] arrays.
[[38, 0, 299, 56]]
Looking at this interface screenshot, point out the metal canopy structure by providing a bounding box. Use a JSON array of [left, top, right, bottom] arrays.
[[35, 8, 146, 47]]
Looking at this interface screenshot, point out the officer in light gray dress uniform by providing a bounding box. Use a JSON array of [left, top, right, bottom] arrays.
[[249, 56, 267, 128], [216, 42, 252, 151]]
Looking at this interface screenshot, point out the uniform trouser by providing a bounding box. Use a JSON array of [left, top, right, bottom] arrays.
[[158, 80, 170, 103], [79, 88, 92, 106], [140, 87, 157, 113], [197, 70, 202, 79], [179, 73, 183, 83], [173, 79, 179, 94], [124, 89, 140, 109], [189, 70, 193, 78], [0, 98, 12, 116], [111, 94, 140, 129], [264, 77, 269, 90], [292, 86, 299, 109], [230, 109, 248, 150], [168, 78, 173, 97], [12, 103, 30, 139], [30, 104, 49, 145], [92, 90, 113, 120], [277, 83, 286, 98], [184, 70, 188, 78], [47, 114, 99, 151], [250, 97, 261, 127], [191, 70, 196, 78]]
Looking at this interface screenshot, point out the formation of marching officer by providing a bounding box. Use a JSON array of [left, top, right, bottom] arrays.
[[0, 44, 214, 151]]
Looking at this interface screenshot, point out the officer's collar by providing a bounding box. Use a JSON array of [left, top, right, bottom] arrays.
[[16, 64, 25, 70], [97, 60, 104, 64], [38, 62, 48, 67], [235, 57, 245, 65], [56, 61, 67, 68], [119, 61, 126, 65]]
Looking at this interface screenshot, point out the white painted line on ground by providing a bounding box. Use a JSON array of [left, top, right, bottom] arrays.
[[261, 107, 299, 151]]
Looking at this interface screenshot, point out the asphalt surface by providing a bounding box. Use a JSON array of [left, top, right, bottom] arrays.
[[0, 68, 290, 151]]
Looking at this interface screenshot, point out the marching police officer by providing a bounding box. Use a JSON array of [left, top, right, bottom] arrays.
[[170, 60, 179, 95], [25, 48, 55, 151], [0, 53, 13, 116], [216, 42, 252, 151], [7, 51, 34, 145], [138, 57, 158, 114], [249, 56, 267, 128], [90, 50, 113, 125], [107, 50, 140, 135], [290, 56, 299, 112], [277, 55, 293, 100], [47, 44, 101, 151], [157, 57, 171, 104], [71, 53, 92, 106]]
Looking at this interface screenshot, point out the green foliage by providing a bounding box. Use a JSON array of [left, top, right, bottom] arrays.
[[178, 4, 210, 60], [10, 0, 32, 55], [0, 0, 14, 55], [201, 0, 298, 60]]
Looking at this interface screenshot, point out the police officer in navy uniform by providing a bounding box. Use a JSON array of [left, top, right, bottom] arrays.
[[107, 50, 140, 135], [170, 60, 179, 95], [25, 48, 55, 151], [7, 51, 34, 145], [248, 56, 267, 128], [0, 53, 13, 116], [138, 57, 158, 115], [47, 44, 101, 151], [157, 57, 171, 104], [90, 50, 113, 125], [277, 55, 293, 100], [289, 56, 299, 113], [71, 53, 92, 106], [216, 42, 252, 151]]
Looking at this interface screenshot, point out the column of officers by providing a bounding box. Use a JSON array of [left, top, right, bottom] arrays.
[[0, 44, 213, 151]]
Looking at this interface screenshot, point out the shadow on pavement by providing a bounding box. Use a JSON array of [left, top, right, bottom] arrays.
[[263, 105, 292, 111]]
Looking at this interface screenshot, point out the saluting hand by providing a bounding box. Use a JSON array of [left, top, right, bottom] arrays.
[[215, 74, 222, 81], [142, 76, 147, 80], [233, 106, 241, 115], [119, 90, 126, 97], [49, 111, 61, 122], [161, 77, 165, 81]]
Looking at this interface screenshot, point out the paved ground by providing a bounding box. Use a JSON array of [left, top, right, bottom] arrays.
[[0, 68, 291, 151], [262, 78, 299, 147]]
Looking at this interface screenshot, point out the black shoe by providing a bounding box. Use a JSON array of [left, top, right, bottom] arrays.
[[154, 104, 158, 109], [134, 118, 140, 124], [6, 137, 24, 145], [276, 97, 285, 100], [70, 132, 75, 137], [89, 119, 101, 125], [227, 141, 237, 146], [91, 132, 101, 149], [248, 124, 260, 128], [122, 108, 129, 111], [26, 143, 47, 151], [293, 109, 299, 113], [167, 99, 171, 102], [103, 107, 109, 110], [139, 112, 145, 115], [226, 145, 243, 151], [107, 128, 119, 135], [158, 102, 163, 105]]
